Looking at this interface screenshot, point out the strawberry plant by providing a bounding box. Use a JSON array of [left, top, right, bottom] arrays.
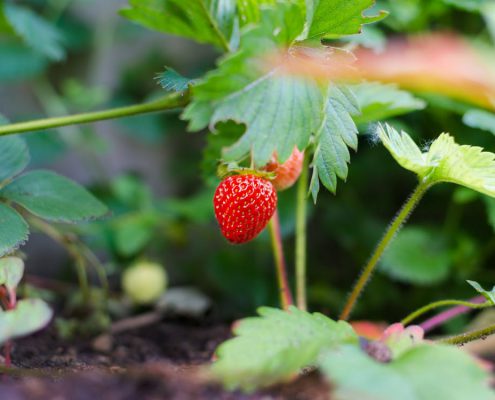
[[1, 0, 495, 398]]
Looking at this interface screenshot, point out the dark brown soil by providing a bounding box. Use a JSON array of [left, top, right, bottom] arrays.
[[0, 319, 331, 400]]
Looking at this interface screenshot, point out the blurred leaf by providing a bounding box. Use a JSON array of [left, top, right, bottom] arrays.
[[113, 212, 157, 257], [452, 187, 478, 204], [0, 299, 53, 345], [0, 135, 29, 183], [378, 123, 495, 198], [463, 109, 495, 135], [352, 82, 426, 125], [156, 67, 196, 92], [1, 170, 108, 223], [310, 85, 359, 200], [0, 43, 48, 81], [320, 344, 494, 400], [4, 4, 65, 61], [212, 306, 357, 391], [467, 280, 495, 304], [111, 174, 153, 210], [380, 226, 452, 284], [0, 203, 29, 257], [0, 256, 24, 291], [442, 0, 491, 12], [307, 0, 387, 40], [61, 79, 110, 111], [120, 0, 237, 50], [160, 189, 215, 223], [24, 131, 66, 166]]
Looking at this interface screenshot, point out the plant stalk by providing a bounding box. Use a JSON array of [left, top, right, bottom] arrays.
[[268, 209, 294, 310], [420, 295, 485, 332], [401, 298, 491, 326], [339, 181, 431, 321], [0, 92, 189, 137], [295, 154, 309, 310], [439, 323, 495, 345]]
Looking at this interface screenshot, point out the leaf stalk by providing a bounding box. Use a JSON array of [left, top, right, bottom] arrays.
[[339, 180, 431, 320]]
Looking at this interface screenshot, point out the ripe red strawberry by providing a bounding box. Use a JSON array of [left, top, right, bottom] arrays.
[[264, 148, 304, 191], [214, 174, 277, 244]]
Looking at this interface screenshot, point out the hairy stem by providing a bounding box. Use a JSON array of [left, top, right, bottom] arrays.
[[439, 323, 495, 345], [295, 154, 309, 310], [420, 295, 485, 332], [340, 181, 431, 321], [0, 92, 189, 137], [268, 210, 294, 310], [401, 298, 492, 326]]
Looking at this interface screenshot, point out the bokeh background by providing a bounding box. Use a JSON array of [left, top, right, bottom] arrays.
[[1, 0, 495, 331]]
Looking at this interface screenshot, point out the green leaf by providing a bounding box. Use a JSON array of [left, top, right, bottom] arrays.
[[0, 299, 53, 345], [319, 344, 494, 400], [216, 74, 323, 165], [120, 0, 236, 50], [310, 85, 359, 200], [156, 67, 196, 92], [307, 0, 388, 40], [377, 123, 495, 198], [4, 4, 65, 61], [484, 196, 495, 231], [463, 109, 495, 135], [0, 43, 48, 82], [352, 82, 426, 125], [0, 257, 24, 291], [1, 170, 108, 223], [0, 203, 29, 257], [467, 280, 495, 304], [0, 135, 29, 183], [212, 306, 357, 391], [380, 226, 452, 284], [236, 0, 276, 24]]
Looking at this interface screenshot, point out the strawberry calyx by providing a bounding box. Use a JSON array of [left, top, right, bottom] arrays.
[[217, 162, 276, 181]]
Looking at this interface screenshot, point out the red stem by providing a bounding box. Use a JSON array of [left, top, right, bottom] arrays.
[[269, 209, 294, 310]]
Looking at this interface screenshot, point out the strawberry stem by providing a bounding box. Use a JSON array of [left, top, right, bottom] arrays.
[[295, 153, 309, 311], [339, 180, 431, 321], [268, 209, 294, 310]]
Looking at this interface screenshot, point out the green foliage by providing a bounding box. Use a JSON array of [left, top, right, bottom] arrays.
[[157, 67, 195, 92], [463, 109, 495, 135], [378, 123, 495, 198], [467, 280, 495, 304], [0, 299, 53, 345], [1, 170, 108, 223], [352, 82, 426, 125], [0, 204, 28, 257], [121, 0, 237, 50], [182, 0, 388, 198], [311, 85, 359, 200], [0, 136, 29, 183], [307, 0, 387, 40], [212, 306, 357, 391], [319, 344, 494, 400], [3, 4, 65, 61], [0, 257, 24, 291], [442, 0, 491, 12], [0, 43, 48, 82], [380, 226, 452, 284]]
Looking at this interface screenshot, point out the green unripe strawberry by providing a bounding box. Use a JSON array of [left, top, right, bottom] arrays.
[[122, 261, 168, 305]]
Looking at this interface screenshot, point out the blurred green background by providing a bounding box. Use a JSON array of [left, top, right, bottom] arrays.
[[1, 0, 495, 331]]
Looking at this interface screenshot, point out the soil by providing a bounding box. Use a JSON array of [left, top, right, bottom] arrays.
[[0, 318, 331, 400]]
